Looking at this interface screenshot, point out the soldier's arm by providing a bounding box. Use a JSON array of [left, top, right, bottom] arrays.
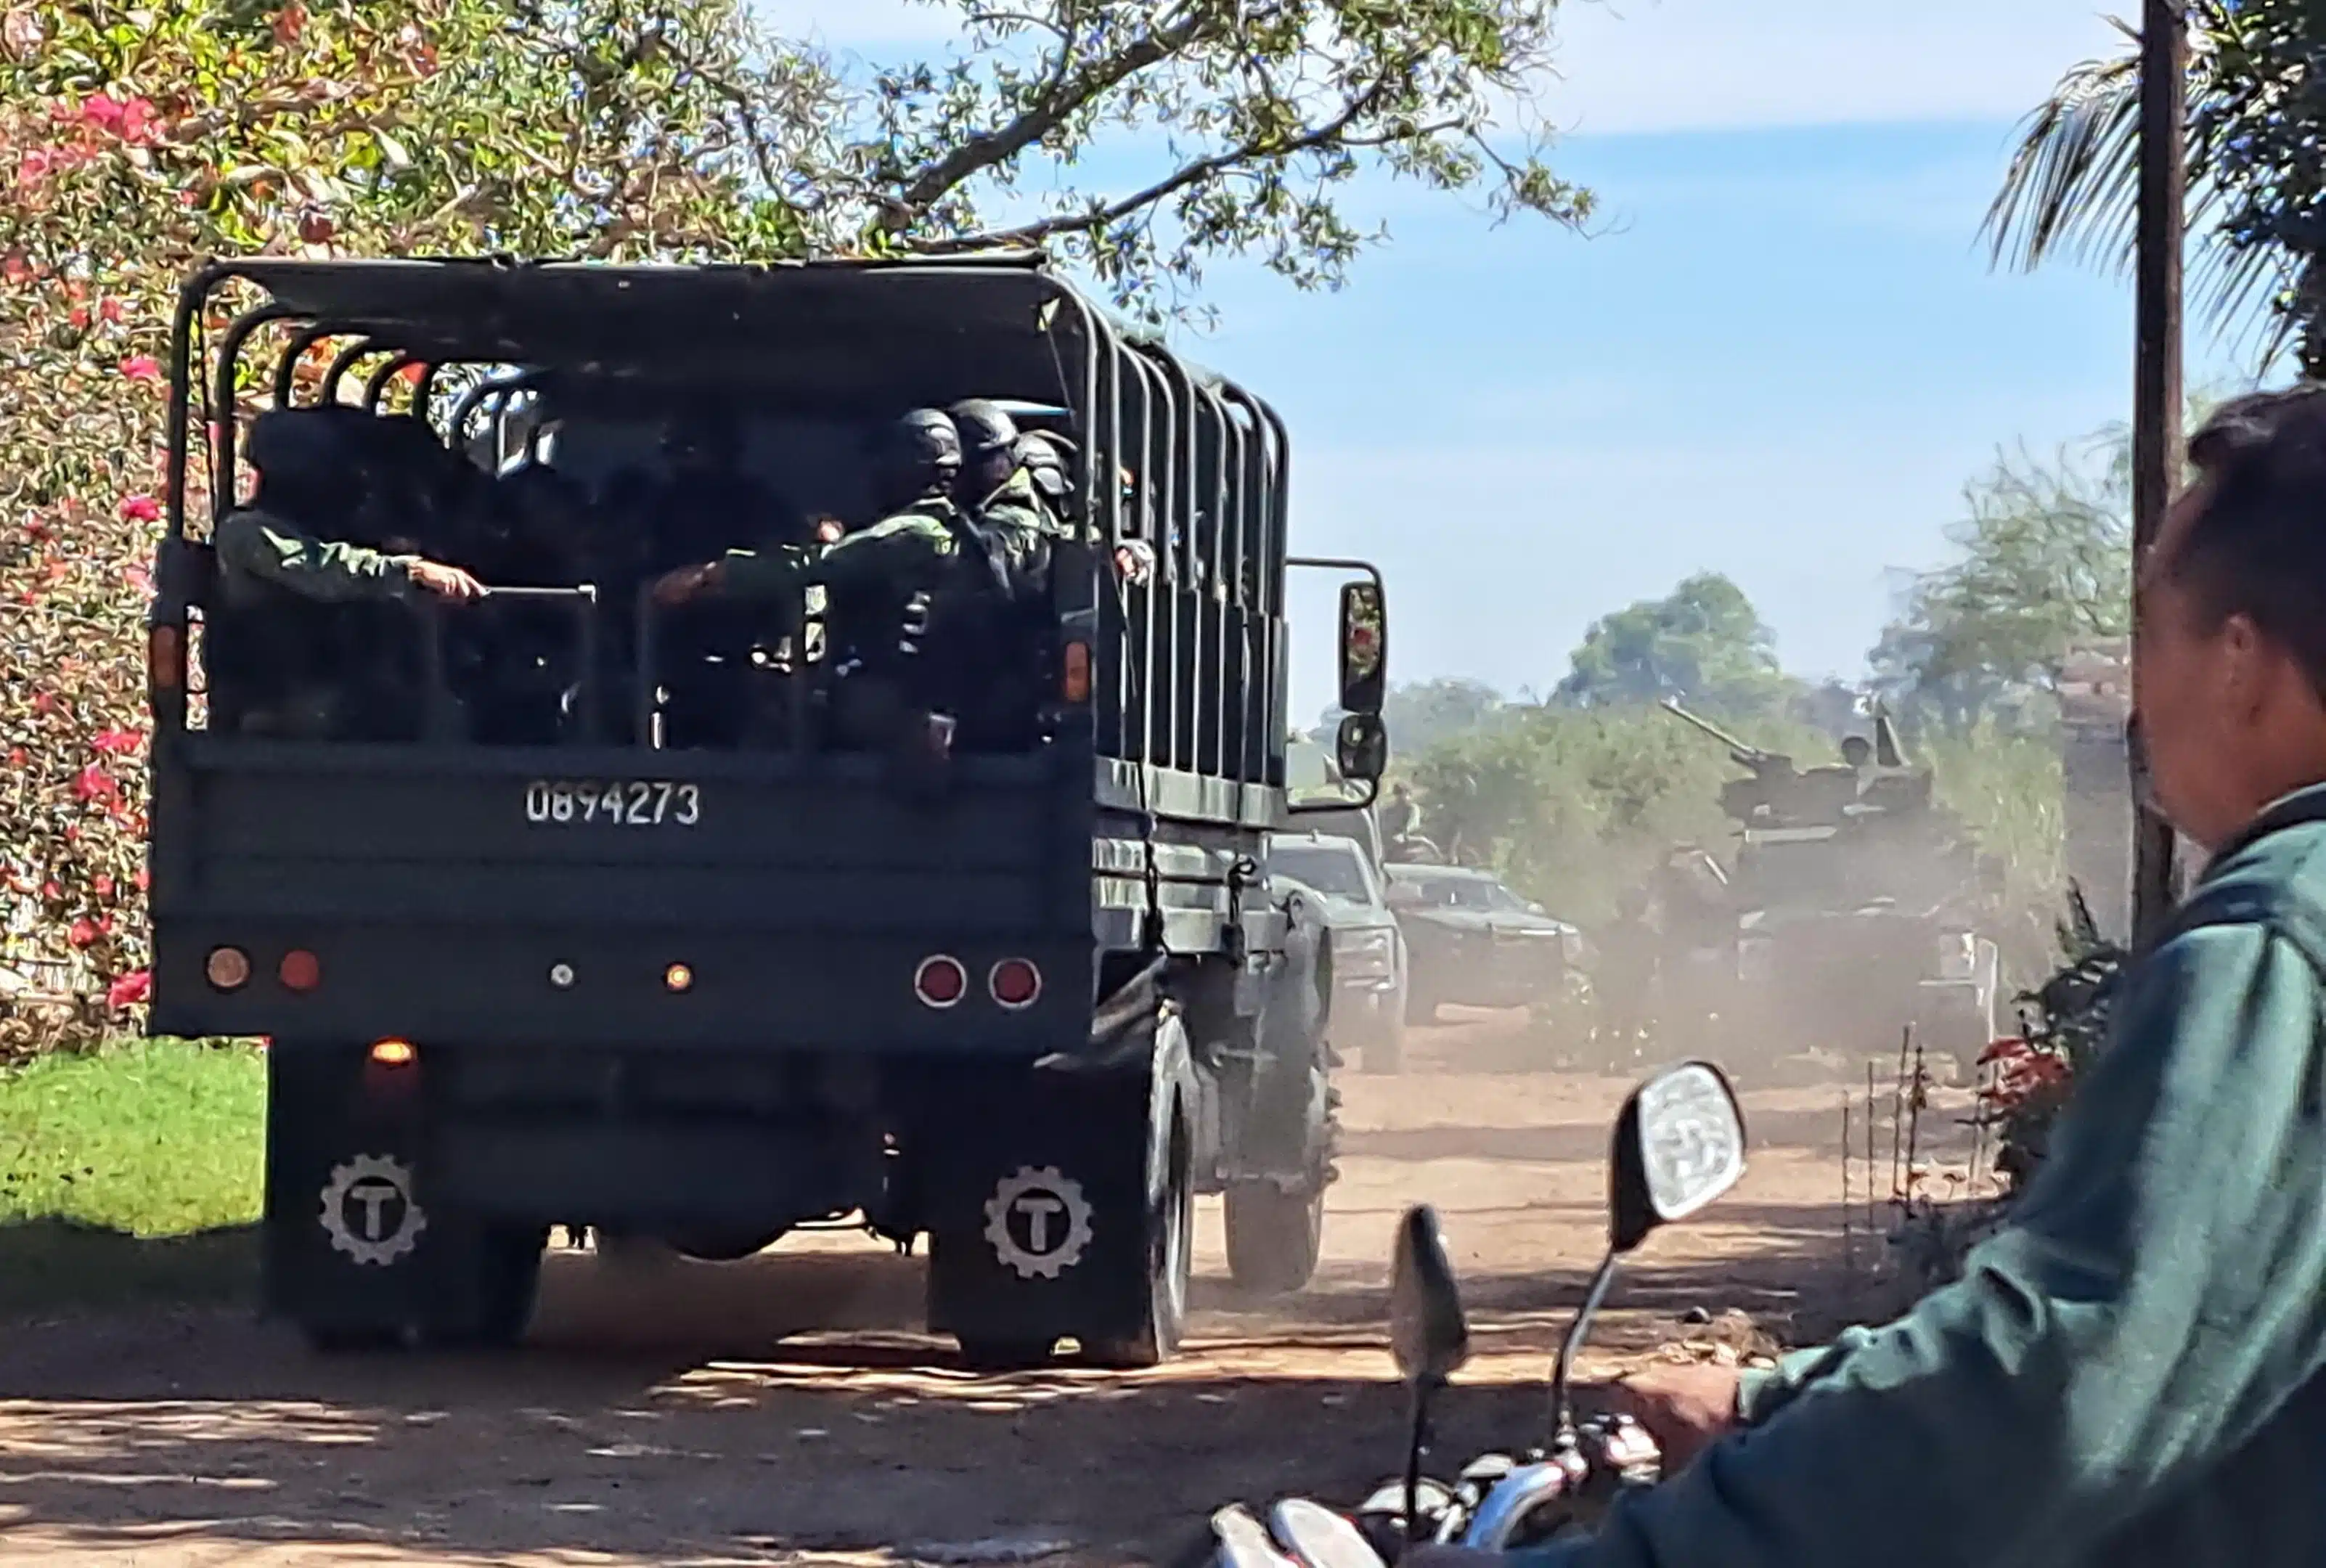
[[789, 514, 952, 591], [707, 542, 809, 598], [980, 502, 1055, 583], [213, 508, 420, 602], [1510, 917, 2326, 1568]]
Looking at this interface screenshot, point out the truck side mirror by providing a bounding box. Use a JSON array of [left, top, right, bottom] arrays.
[[1339, 580, 1387, 716], [1337, 713, 1387, 785]]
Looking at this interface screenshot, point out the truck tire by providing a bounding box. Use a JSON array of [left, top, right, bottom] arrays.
[[1224, 1180, 1324, 1295], [1082, 1109, 1193, 1370]]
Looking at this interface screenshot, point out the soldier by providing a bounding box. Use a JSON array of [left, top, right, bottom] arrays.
[[652, 409, 1019, 749], [1380, 782, 1420, 849], [1840, 734, 1872, 770], [947, 399, 1068, 594], [208, 409, 483, 737]]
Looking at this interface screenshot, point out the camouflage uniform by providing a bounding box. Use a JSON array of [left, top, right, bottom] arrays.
[[714, 489, 984, 608], [212, 508, 429, 606]]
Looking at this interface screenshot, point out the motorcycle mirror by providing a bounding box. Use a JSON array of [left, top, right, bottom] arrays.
[[1390, 1204, 1469, 1387], [1390, 1204, 1469, 1543], [1609, 1060, 1747, 1254], [1548, 1061, 1747, 1447]]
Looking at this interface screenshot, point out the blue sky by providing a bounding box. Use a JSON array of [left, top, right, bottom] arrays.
[[759, 1, 2277, 718]]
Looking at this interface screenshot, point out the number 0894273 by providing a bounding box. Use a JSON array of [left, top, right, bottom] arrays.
[[524, 780, 702, 826]]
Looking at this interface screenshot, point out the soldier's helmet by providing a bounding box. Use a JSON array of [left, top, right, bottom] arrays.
[[876, 408, 963, 499], [947, 399, 1021, 460], [1016, 428, 1073, 499], [889, 408, 962, 467]]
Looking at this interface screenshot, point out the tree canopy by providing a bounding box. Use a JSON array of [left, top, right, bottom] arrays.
[[1552, 572, 1787, 717], [1984, 1, 2326, 369], [1869, 433, 2131, 728]]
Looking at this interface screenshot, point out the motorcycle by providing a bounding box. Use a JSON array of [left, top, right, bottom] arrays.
[[1193, 1059, 1750, 1568]]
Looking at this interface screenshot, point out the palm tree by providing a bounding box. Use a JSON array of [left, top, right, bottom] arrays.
[[1982, 4, 2319, 373]]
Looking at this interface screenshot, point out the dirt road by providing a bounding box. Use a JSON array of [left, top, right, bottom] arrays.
[[0, 1017, 1956, 1566]]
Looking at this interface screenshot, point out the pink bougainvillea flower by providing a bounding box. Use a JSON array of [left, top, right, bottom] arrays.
[[134, 866, 150, 892], [119, 354, 161, 381], [39, 879, 60, 900], [119, 494, 160, 523], [72, 761, 118, 804], [15, 147, 52, 186], [119, 97, 157, 145], [78, 94, 124, 131], [106, 969, 152, 1009], [99, 296, 123, 324], [68, 303, 89, 329], [92, 873, 115, 899], [67, 918, 99, 948], [1, 251, 28, 285], [92, 727, 142, 755], [5, 746, 25, 767], [31, 690, 54, 714]]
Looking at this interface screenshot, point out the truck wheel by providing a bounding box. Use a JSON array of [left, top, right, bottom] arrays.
[[1082, 1113, 1192, 1370], [1224, 1180, 1323, 1295]]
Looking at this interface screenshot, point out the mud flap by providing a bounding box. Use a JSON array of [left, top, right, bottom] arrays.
[[263, 1042, 529, 1343], [926, 1013, 1191, 1353]]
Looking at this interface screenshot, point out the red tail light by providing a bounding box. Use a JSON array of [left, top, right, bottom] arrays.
[[989, 958, 1042, 1010], [278, 949, 320, 992], [914, 955, 967, 1009]]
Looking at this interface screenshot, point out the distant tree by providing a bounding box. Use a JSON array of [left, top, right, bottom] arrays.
[[1871, 426, 2158, 732], [1383, 677, 1508, 756], [1553, 573, 1792, 717]]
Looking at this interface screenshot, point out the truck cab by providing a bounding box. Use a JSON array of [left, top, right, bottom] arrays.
[[144, 254, 1389, 1363]]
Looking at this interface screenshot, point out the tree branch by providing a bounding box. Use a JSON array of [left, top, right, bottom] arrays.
[[882, 4, 1215, 231], [912, 81, 1390, 253]]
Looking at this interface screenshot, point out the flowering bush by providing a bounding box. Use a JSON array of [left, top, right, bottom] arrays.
[[1974, 886, 2126, 1190]]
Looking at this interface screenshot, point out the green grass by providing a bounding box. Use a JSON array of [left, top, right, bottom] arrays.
[[0, 1038, 264, 1311]]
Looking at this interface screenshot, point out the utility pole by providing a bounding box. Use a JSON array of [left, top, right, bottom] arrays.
[[2131, 0, 2187, 950]]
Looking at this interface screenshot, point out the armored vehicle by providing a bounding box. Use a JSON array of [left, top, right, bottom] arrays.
[[1657, 700, 2000, 1074], [143, 254, 1390, 1365]]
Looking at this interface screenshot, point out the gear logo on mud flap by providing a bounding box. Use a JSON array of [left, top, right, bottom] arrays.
[[982, 1165, 1094, 1280], [319, 1154, 428, 1267]]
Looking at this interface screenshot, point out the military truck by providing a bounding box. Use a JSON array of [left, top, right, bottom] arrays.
[[142, 254, 1392, 1363], [1657, 700, 2001, 1075]]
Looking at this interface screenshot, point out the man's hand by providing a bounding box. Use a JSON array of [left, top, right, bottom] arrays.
[[1603, 1360, 1744, 1471], [651, 562, 722, 605], [407, 559, 486, 600]]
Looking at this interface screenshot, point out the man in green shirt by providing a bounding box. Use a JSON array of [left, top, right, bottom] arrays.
[[1416, 386, 2326, 1568], [208, 409, 483, 737], [213, 409, 483, 605]]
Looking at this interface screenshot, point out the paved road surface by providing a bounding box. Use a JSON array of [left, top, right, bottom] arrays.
[[0, 1014, 1970, 1565]]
